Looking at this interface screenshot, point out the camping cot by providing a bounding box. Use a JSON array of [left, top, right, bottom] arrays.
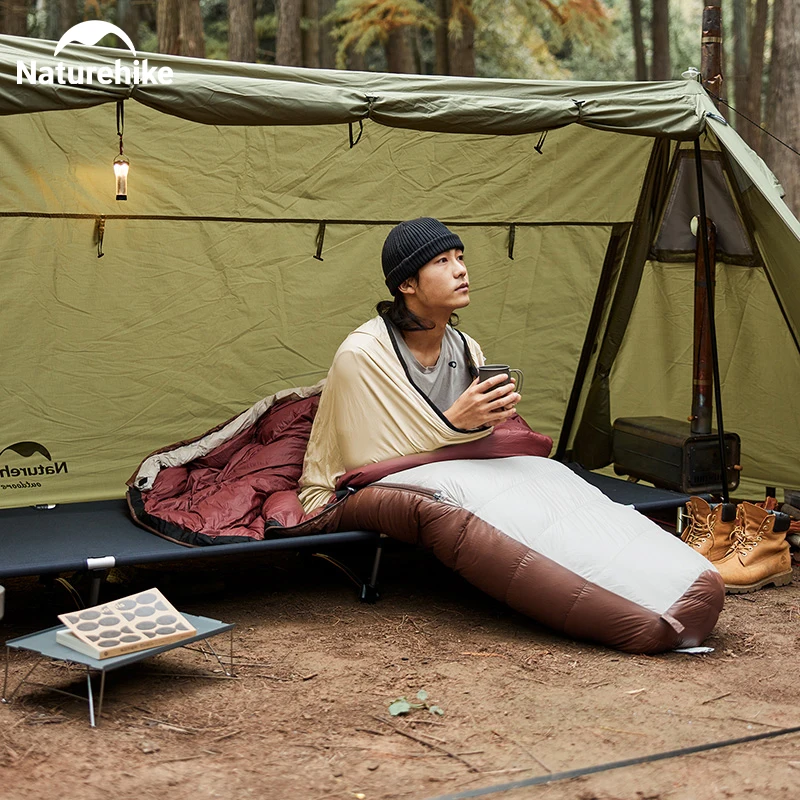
[[0, 35, 798, 601]]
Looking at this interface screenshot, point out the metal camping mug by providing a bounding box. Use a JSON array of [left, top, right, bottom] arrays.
[[477, 364, 523, 393]]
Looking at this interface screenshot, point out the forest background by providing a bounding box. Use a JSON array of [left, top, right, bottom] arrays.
[[1, 0, 798, 213]]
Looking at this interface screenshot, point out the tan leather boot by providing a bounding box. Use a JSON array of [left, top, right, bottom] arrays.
[[680, 497, 737, 562], [714, 501, 793, 593]]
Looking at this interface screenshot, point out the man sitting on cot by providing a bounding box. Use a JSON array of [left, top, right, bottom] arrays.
[[297, 217, 532, 514]]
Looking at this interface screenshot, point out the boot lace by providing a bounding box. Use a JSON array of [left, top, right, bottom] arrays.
[[729, 517, 768, 555], [683, 508, 712, 549]]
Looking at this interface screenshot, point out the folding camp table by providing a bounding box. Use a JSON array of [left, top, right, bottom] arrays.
[[2, 612, 234, 727]]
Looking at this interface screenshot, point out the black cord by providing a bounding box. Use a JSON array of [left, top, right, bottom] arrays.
[[708, 91, 800, 159], [426, 723, 800, 800], [694, 139, 730, 504], [116, 100, 124, 155]]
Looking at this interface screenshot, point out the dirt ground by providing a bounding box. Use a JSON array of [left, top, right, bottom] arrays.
[[1, 536, 800, 800]]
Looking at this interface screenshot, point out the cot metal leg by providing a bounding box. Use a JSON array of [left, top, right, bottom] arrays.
[[360, 537, 384, 604], [676, 506, 686, 536], [88, 571, 106, 606]]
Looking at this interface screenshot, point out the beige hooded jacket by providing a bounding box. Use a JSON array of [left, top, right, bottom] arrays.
[[298, 316, 492, 512]]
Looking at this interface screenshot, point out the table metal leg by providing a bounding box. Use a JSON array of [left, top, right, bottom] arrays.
[[2, 656, 45, 704], [2, 646, 8, 701], [200, 638, 234, 677], [86, 669, 96, 727], [97, 670, 107, 723]]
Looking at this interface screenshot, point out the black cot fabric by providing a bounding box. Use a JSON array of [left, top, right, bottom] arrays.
[[0, 499, 378, 579]]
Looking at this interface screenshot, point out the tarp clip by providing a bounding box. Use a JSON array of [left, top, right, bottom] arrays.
[[705, 111, 728, 126], [349, 120, 364, 148], [314, 221, 327, 261], [95, 216, 106, 258], [508, 223, 516, 260]]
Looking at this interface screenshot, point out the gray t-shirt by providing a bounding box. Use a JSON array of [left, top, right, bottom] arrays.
[[389, 322, 473, 413]]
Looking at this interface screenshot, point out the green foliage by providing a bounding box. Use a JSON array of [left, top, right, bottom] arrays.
[[561, 0, 702, 81], [474, 0, 612, 79], [327, 0, 439, 68], [389, 689, 444, 716]]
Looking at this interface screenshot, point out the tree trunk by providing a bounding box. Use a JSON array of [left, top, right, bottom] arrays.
[[302, 0, 320, 68], [318, 0, 336, 69], [448, 1, 474, 76], [434, 0, 449, 75], [157, 0, 180, 55], [385, 27, 415, 74], [764, 0, 800, 217], [44, 0, 60, 40], [229, 0, 256, 62], [178, 0, 205, 57], [347, 46, 366, 71], [731, 0, 747, 121], [1, 0, 28, 35], [276, 0, 303, 66], [742, 0, 769, 152], [651, 0, 671, 80], [117, 0, 140, 50], [630, 0, 647, 80]]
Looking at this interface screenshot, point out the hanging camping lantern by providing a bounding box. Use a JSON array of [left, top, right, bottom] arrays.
[[113, 153, 129, 201], [114, 100, 128, 201]]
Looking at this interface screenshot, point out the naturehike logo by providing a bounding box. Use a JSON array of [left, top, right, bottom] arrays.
[[16, 21, 173, 86], [0, 441, 69, 490]]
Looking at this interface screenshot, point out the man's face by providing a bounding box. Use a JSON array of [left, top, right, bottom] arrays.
[[399, 248, 470, 312]]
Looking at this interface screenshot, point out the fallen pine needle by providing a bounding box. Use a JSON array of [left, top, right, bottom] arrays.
[[478, 765, 543, 776], [598, 725, 648, 736], [370, 715, 479, 772], [701, 692, 732, 705], [461, 652, 506, 658], [154, 754, 205, 765], [212, 730, 243, 742]]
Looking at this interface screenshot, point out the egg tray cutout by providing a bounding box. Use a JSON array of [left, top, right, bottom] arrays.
[[58, 588, 197, 654]]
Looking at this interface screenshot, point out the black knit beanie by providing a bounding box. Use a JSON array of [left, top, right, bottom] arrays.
[[382, 218, 464, 295]]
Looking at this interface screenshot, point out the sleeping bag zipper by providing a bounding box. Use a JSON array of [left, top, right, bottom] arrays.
[[373, 482, 461, 507]]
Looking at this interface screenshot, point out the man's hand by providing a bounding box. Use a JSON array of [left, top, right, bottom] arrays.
[[444, 374, 521, 431]]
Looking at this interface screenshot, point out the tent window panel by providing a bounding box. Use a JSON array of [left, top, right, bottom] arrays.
[[612, 261, 800, 492], [653, 150, 757, 265]]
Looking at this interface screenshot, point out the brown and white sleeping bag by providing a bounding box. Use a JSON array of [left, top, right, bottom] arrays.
[[128, 316, 724, 654], [337, 456, 725, 653]]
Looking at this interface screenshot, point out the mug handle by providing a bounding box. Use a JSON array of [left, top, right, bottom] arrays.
[[509, 369, 523, 394]]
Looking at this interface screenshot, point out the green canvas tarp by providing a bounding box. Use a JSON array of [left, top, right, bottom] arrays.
[[0, 33, 798, 508]]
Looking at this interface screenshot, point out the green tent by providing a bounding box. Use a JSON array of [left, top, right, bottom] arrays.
[[0, 33, 798, 509]]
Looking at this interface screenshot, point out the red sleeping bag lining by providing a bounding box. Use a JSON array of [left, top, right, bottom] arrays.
[[127, 394, 553, 546]]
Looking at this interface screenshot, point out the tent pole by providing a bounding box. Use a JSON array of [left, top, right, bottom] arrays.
[[693, 139, 731, 503], [554, 226, 626, 461]]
